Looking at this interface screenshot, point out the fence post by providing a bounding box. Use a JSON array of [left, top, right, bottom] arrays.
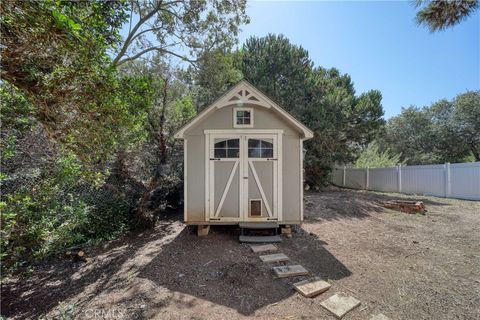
[[397, 165, 402, 193], [343, 165, 346, 187], [444, 162, 451, 198], [366, 167, 369, 190]]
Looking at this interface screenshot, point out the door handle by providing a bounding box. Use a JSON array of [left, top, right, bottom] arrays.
[[243, 177, 248, 179], [210, 158, 221, 161], [267, 158, 277, 161]]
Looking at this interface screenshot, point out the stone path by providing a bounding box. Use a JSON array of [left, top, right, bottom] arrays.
[[293, 277, 332, 298], [320, 292, 361, 318], [250, 244, 278, 253], [273, 265, 309, 278], [248, 241, 390, 319], [259, 253, 290, 263]]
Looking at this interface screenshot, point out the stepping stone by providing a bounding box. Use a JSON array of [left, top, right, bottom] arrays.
[[320, 292, 361, 319], [250, 244, 278, 253], [259, 253, 290, 263], [239, 235, 282, 243], [273, 265, 309, 278], [293, 277, 331, 298], [370, 314, 390, 320]]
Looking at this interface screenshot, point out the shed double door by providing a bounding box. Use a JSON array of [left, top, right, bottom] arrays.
[[207, 133, 281, 222]]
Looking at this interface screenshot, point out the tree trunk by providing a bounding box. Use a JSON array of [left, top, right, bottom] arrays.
[[158, 76, 169, 164], [132, 173, 160, 229]]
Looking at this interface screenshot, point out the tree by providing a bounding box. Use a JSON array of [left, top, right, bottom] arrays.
[[0, 0, 138, 168], [191, 49, 243, 110], [380, 91, 480, 164], [236, 35, 384, 186], [118, 56, 196, 228], [354, 142, 402, 168], [414, 0, 479, 32], [112, 0, 249, 66], [452, 91, 480, 160], [381, 106, 437, 165], [431, 91, 480, 161], [241, 34, 313, 118], [349, 90, 385, 148]]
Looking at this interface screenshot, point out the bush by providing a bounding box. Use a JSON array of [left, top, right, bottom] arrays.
[[354, 141, 402, 168], [1, 151, 90, 272], [0, 150, 143, 274]]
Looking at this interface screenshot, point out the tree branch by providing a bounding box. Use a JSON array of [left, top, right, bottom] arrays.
[[116, 46, 197, 66], [112, 0, 186, 65], [112, 2, 162, 65]]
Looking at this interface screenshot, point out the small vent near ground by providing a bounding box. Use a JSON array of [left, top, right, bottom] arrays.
[[250, 199, 262, 216]]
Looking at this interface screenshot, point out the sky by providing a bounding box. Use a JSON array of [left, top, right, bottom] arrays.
[[237, 1, 480, 119]]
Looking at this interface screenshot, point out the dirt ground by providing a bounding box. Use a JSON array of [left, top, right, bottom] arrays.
[[2, 187, 480, 320]]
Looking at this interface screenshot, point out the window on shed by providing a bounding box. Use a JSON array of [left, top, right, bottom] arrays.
[[248, 139, 273, 158], [214, 139, 239, 158], [234, 108, 253, 127]]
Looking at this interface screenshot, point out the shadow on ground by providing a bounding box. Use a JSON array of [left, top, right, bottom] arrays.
[[304, 187, 450, 223], [1, 214, 181, 319], [2, 204, 354, 318], [136, 224, 351, 316]]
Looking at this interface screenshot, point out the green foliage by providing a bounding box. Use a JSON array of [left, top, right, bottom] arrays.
[[192, 34, 385, 187], [56, 302, 76, 320], [239, 34, 385, 187], [193, 49, 244, 110], [381, 106, 437, 164], [113, 0, 249, 66], [1, 150, 88, 271], [354, 142, 402, 168], [1, 0, 133, 168], [380, 91, 480, 164], [415, 0, 479, 32], [0, 84, 35, 132], [241, 34, 313, 117], [0, 149, 137, 274], [0, 0, 245, 276]]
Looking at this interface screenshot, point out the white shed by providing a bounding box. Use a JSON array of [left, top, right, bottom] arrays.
[[175, 80, 313, 237]]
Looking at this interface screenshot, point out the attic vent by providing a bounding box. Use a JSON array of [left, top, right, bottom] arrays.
[[250, 199, 262, 217]]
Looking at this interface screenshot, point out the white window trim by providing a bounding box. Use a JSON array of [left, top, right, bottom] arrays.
[[233, 107, 254, 128]]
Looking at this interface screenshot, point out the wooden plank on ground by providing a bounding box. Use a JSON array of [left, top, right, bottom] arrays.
[[293, 277, 331, 298], [259, 253, 290, 263], [273, 265, 309, 278]]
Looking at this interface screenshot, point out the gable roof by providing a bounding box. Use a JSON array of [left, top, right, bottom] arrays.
[[174, 80, 314, 140]]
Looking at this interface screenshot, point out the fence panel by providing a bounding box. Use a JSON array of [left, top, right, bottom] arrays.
[[368, 167, 398, 192], [332, 167, 344, 186], [345, 168, 366, 189], [401, 164, 445, 197], [450, 162, 480, 200], [331, 162, 480, 201]]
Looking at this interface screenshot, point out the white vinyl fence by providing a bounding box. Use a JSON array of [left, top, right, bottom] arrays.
[[332, 162, 480, 201]]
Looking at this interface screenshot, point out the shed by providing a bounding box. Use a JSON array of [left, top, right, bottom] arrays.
[[175, 80, 313, 230]]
